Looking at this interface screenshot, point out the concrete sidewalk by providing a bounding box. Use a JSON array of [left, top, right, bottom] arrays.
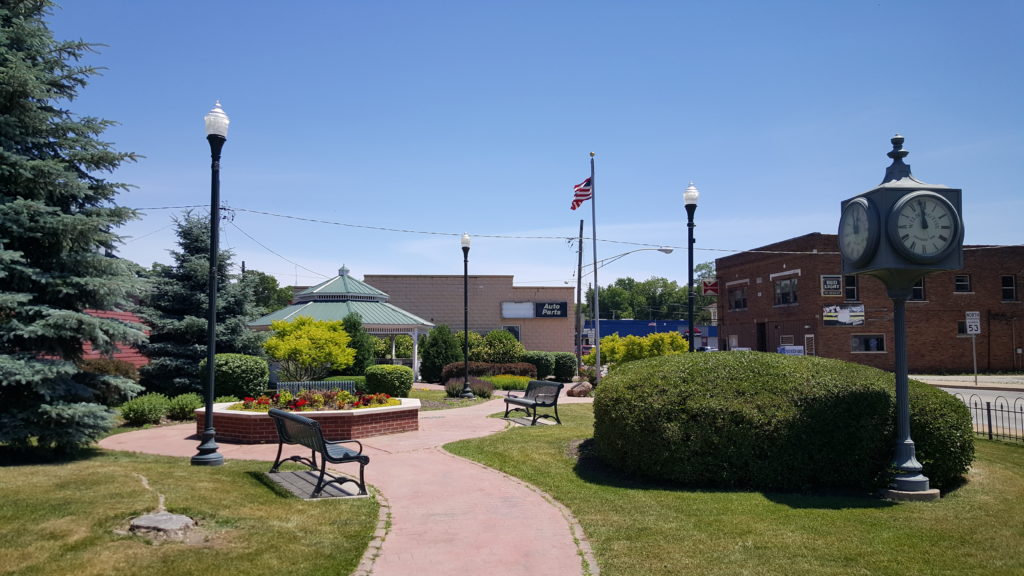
[[99, 391, 597, 576], [913, 374, 1024, 393]]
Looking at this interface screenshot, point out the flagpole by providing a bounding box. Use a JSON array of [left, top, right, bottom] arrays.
[[589, 152, 601, 386], [575, 218, 584, 377]]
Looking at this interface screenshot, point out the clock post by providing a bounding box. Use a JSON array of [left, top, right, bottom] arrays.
[[838, 135, 964, 500]]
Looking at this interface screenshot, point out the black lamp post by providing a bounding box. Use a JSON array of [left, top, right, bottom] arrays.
[[192, 101, 229, 466], [684, 182, 699, 352], [460, 233, 474, 398]]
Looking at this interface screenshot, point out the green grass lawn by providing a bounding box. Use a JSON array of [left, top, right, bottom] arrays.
[[446, 404, 1024, 576], [409, 387, 488, 411], [0, 451, 378, 576]]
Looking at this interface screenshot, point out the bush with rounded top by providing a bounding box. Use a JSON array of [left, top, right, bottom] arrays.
[[364, 364, 414, 397], [119, 393, 170, 426], [521, 351, 554, 380], [199, 353, 269, 398], [167, 392, 203, 420], [551, 352, 578, 382], [478, 329, 525, 364], [593, 351, 973, 492]]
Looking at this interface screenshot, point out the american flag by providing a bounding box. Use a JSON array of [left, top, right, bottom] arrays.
[[570, 177, 593, 210]]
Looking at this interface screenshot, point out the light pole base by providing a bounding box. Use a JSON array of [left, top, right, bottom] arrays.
[[891, 471, 931, 492], [880, 486, 940, 502], [460, 390, 476, 399], [190, 431, 224, 466]]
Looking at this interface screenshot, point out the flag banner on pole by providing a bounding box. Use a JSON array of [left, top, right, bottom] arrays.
[[570, 177, 593, 210]]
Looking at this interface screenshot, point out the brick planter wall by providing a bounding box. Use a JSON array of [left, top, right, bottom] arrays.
[[195, 399, 420, 444]]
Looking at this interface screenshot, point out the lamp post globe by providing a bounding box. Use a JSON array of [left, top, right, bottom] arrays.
[[460, 233, 474, 398], [192, 101, 229, 467], [684, 182, 699, 352]]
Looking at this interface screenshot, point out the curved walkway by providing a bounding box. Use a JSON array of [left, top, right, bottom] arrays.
[[99, 391, 596, 576]]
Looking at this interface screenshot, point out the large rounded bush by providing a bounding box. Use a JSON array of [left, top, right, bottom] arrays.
[[551, 352, 578, 382], [199, 353, 269, 398], [364, 364, 414, 397], [593, 352, 973, 492], [119, 393, 170, 426], [520, 351, 554, 380]]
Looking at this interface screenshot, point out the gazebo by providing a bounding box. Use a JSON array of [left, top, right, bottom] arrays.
[[249, 266, 433, 377]]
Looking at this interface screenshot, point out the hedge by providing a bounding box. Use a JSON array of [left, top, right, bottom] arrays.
[[551, 352, 577, 382], [520, 351, 554, 380], [364, 364, 414, 397], [593, 351, 974, 492], [440, 361, 537, 383], [199, 353, 269, 398]]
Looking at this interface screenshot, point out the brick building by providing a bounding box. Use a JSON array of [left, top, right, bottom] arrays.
[[716, 233, 1023, 373], [363, 275, 575, 353]]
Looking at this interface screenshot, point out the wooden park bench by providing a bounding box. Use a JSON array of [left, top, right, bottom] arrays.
[[503, 380, 564, 426], [268, 408, 369, 497], [273, 380, 356, 394]]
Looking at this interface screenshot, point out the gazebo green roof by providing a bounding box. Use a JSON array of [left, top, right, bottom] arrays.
[[248, 266, 432, 333]]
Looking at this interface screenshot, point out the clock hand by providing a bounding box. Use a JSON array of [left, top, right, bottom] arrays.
[[918, 200, 929, 230]]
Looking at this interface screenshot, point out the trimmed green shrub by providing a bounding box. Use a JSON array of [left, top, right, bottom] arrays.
[[215, 395, 239, 403], [552, 352, 578, 382], [167, 393, 203, 420], [521, 351, 554, 380], [441, 361, 537, 382], [327, 374, 366, 392], [364, 364, 414, 397], [593, 352, 974, 492], [908, 382, 975, 489], [119, 393, 170, 426], [78, 357, 145, 406], [199, 353, 269, 398], [478, 329, 526, 364]]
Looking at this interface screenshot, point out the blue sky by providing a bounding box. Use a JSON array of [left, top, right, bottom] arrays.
[[46, 1, 1023, 289]]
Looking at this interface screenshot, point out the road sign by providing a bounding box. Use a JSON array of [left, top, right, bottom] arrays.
[[965, 311, 981, 335], [701, 279, 719, 296]]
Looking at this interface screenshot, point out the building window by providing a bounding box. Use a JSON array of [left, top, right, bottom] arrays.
[[728, 285, 748, 311], [1002, 275, 1018, 301], [774, 277, 798, 306], [502, 325, 521, 341], [956, 321, 967, 335], [844, 275, 858, 301], [779, 334, 795, 346], [954, 274, 972, 293], [851, 334, 886, 353], [910, 279, 926, 301]]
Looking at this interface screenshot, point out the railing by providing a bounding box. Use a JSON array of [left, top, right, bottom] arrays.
[[953, 394, 1024, 443]]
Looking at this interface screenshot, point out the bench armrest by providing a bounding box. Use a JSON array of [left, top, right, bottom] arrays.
[[325, 438, 364, 455]]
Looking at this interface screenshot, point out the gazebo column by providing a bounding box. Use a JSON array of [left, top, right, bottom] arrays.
[[412, 328, 420, 381]]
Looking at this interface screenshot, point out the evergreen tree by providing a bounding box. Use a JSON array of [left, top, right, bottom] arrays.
[[0, 0, 145, 452], [419, 324, 463, 383], [135, 212, 264, 396], [340, 312, 375, 376]]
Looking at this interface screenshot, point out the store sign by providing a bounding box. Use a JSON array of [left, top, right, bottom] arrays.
[[823, 304, 864, 326], [502, 301, 568, 319], [535, 302, 568, 318], [821, 275, 843, 296]]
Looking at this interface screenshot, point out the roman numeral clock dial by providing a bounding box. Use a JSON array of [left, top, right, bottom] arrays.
[[887, 191, 961, 264]]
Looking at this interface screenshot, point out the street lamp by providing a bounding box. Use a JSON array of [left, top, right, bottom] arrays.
[[581, 247, 674, 276], [460, 233, 474, 399], [192, 101, 229, 466], [684, 182, 699, 352]]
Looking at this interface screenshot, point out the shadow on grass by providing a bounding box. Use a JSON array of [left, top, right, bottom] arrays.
[[0, 444, 106, 467], [245, 470, 298, 499], [571, 438, 897, 510]]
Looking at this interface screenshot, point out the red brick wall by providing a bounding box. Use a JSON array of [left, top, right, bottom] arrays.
[[196, 402, 420, 444], [82, 309, 149, 367], [716, 234, 1023, 373]]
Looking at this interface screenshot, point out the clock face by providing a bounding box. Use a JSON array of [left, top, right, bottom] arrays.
[[888, 191, 961, 264], [838, 197, 878, 267]]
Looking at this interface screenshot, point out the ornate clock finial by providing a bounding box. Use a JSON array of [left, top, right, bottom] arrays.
[[882, 133, 912, 183]]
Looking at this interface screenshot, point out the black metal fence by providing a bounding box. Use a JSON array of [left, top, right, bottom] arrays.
[[953, 393, 1024, 443]]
